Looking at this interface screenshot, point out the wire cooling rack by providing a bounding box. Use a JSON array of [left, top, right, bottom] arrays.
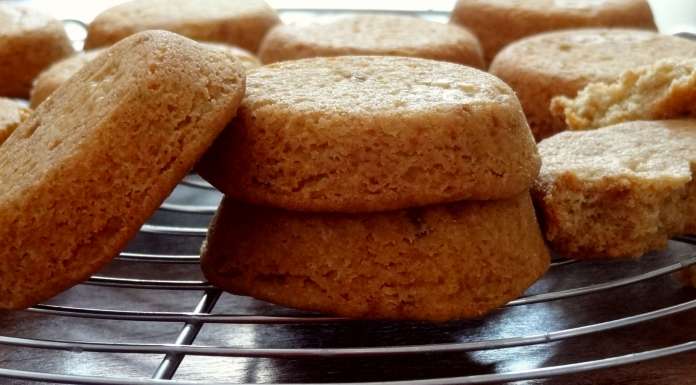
[[2, 7, 696, 385]]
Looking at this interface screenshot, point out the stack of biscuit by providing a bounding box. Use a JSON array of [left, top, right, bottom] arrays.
[[197, 55, 550, 321]]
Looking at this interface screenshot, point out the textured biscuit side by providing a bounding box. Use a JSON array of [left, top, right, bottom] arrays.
[[201, 193, 550, 321], [0, 30, 246, 309]]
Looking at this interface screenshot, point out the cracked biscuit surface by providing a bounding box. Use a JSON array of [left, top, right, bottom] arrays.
[[202, 193, 550, 321], [0, 31, 246, 309], [490, 29, 696, 140], [551, 59, 696, 130], [198, 56, 539, 212], [258, 14, 485, 68], [533, 120, 696, 258]]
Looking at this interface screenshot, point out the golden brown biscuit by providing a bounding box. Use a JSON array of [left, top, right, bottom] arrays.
[[258, 14, 485, 68], [30, 49, 105, 108], [30, 43, 259, 108], [451, 0, 655, 64], [0, 98, 30, 145], [202, 193, 550, 321], [551, 58, 696, 130], [85, 0, 280, 52], [0, 4, 73, 98], [198, 56, 540, 213], [0, 31, 245, 309], [533, 120, 696, 259], [490, 29, 696, 140]]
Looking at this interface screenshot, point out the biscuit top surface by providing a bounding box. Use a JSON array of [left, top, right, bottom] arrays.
[[494, 29, 696, 82], [266, 15, 479, 51], [92, 0, 273, 27], [0, 4, 59, 34], [40, 43, 254, 86], [538, 120, 696, 183], [247, 56, 515, 117], [470, 0, 645, 12]]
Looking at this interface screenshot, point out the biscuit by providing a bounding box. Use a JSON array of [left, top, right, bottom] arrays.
[[489, 29, 696, 140], [258, 14, 485, 68], [30, 49, 105, 108], [204, 43, 261, 70], [0, 31, 245, 309], [0, 4, 73, 98], [450, 0, 655, 64], [85, 0, 280, 52], [30, 44, 259, 108], [551, 59, 696, 130], [198, 56, 539, 213], [202, 193, 550, 321], [533, 120, 696, 259], [0, 98, 30, 145]]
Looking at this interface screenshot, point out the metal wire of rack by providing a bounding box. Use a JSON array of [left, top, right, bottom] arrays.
[[1, 7, 696, 385]]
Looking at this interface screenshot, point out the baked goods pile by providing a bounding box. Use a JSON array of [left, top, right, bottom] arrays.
[[1, 0, 695, 318], [197, 56, 549, 320]]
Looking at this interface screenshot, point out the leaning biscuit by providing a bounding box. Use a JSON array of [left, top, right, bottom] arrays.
[[0, 30, 245, 309], [30, 49, 105, 108], [0, 4, 73, 98], [30, 43, 258, 107], [533, 120, 696, 259], [258, 14, 485, 68], [490, 29, 696, 140], [0, 98, 30, 145], [85, 0, 280, 52], [198, 56, 540, 213], [202, 193, 550, 321], [551, 58, 696, 130], [451, 0, 655, 64]]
